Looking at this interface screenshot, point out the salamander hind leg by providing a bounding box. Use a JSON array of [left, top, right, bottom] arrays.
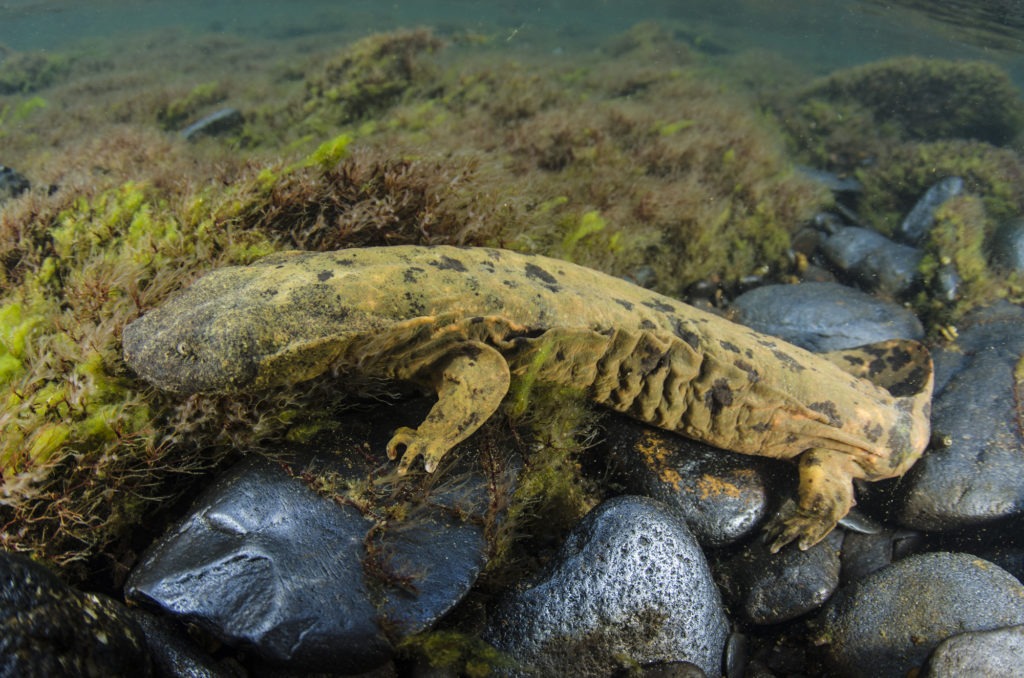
[[387, 341, 510, 474], [764, 449, 859, 553]]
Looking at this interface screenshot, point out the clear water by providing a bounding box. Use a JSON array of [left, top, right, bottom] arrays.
[[1, 0, 1022, 80]]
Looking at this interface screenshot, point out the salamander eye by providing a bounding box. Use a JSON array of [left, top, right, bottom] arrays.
[[175, 342, 196, 360]]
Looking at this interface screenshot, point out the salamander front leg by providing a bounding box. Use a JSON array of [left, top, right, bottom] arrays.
[[387, 341, 510, 474], [764, 448, 859, 552]]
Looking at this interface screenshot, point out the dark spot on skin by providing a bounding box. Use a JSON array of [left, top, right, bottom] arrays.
[[719, 340, 740, 354], [525, 263, 561, 292], [757, 339, 777, 349], [751, 422, 771, 433], [868, 358, 887, 376], [432, 256, 467, 272], [704, 378, 733, 416], [772, 349, 806, 372], [886, 348, 912, 371], [809, 401, 842, 428], [745, 349, 754, 359], [671, 319, 700, 349], [334, 258, 356, 266], [886, 402, 915, 469], [843, 355, 865, 366], [640, 319, 657, 330], [887, 366, 928, 397], [785, 433, 799, 444], [470, 316, 485, 324], [404, 292, 425, 315], [733, 359, 760, 383], [317, 270, 334, 282], [403, 266, 424, 283], [503, 279, 518, 288], [862, 422, 884, 443], [460, 344, 483, 359], [614, 298, 634, 310], [597, 326, 614, 337], [259, 288, 278, 299], [642, 298, 675, 313], [556, 349, 566, 361]]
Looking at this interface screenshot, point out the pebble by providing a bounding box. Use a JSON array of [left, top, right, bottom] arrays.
[[0, 164, 30, 202], [715, 530, 842, 624], [180, 107, 244, 141], [819, 225, 923, 295], [897, 302, 1024, 531], [730, 282, 924, 352], [484, 495, 729, 677], [0, 550, 152, 677], [602, 419, 781, 547], [923, 624, 1024, 678], [898, 176, 964, 245], [991, 216, 1024, 272], [796, 165, 862, 194], [128, 404, 506, 673], [817, 552, 1024, 678], [838, 528, 924, 587]]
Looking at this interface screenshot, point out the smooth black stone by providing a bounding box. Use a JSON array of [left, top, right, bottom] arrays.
[[715, 530, 842, 625], [0, 164, 30, 202], [131, 608, 242, 678], [484, 495, 729, 677], [923, 624, 1024, 677], [991, 217, 1024, 272], [730, 282, 924, 352], [602, 419, 782, 548], [897, 302, 1024, 530], [0, 550, 152, 678], [180, 107, 244, 141], [898, 176, 964, 244], [128, 407, 502, 674], [838, 528, 925, 587], [817, 552, 1024, 678], [820, 225, 923, 295]]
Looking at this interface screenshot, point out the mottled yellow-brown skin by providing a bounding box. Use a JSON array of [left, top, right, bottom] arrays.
[[122, 246, 933, 551]]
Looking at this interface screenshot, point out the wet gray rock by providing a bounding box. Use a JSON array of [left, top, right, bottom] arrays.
[[128, 406, 506, 674], [0, 550, 152, 677], [715, 530, 842, 624], [923, 624, 1024, 678], [898, 176, 964, 244], [0, 164, 30, 202], [898, 302, 1024, 530], [730, 282, 924, 352], [796, 166, 862, 194], [603, 419, 782, 547], [991, 216, 1024, 272], [820, 226, 923, 295], [484, 495, 728, 677], [817, 552, 1024, 678], [181, 107, 244, 141]]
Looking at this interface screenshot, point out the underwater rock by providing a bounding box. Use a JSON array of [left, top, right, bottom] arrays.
[[796, 165, 862, 194], [730, 282, 924, 352], [715, 530, 842, 625], [817, 552, 1024, 678], [897, 302, 1024, 531], [484, 495, 728, 677], [838, 528, 924, 587], [819, 225, 923, 295], [0, 550, 153, 677], [131, 608, 241, 678], [898, 176, 964, 245], [991, 216, 1024, 272], [602, 420, 781, 548], [127, 407, 501, 674], [0, 164, 30, 202], [180, 107, 244, 141], [923, 624, 1024, 677]]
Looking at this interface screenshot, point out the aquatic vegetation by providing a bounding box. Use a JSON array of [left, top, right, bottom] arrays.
[[0, 50, 70, 94], [302, 28, 443, 129], [155, 81, 227, 131], [801, 57, 1024, 145]]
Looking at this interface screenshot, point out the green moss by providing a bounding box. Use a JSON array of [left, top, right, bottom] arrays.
[[156, 81, 226, 130], [805, 57, 1024, 144], [298, 132, 352, 171], [857, 140, 1024, 238], [400, 631, 514, 676], [0, 51, 69, 94]]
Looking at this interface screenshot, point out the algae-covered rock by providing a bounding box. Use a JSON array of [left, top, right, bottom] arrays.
[[805, 57, 1024, 145]]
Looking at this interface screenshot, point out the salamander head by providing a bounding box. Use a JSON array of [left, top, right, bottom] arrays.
[[122, 259, 367, 394]]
